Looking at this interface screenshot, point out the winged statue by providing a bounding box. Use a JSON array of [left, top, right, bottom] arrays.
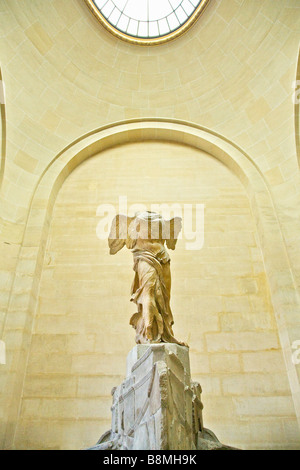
[[108, 211, 186, 346]]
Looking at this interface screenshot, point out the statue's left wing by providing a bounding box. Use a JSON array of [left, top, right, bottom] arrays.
[[108, 214, 135, 255], [165, 217, 182, 250]]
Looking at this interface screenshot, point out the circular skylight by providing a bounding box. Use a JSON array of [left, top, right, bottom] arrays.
[[85, 0, 209, 45]]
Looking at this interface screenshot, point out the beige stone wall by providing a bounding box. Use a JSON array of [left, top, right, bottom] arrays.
[[13, 141, 299, 449], [0, 0, 300, 450]]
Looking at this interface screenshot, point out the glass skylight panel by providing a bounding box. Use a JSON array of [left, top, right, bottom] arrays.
[[176, 6, 188, 23], [149, 21, 159, 37], [149, 1, 171, 21], [118, 14, 129, 32], [138, 21, 148, 37], [101, 0, 114, 18], [127, 18, 138, 36], [109, 7, 121, 24], [94, 0, 107, 8], [169, 0, 182, 9], [126, 0, 148, 21], [182, 0, 194, 16], [158, 18, 169, 36], [113, 0, 128, 10], [92, 0, 203, 39], [168, 12, 180, 30]]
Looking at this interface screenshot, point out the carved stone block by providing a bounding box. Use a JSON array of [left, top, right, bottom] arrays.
[[88, 344, 237, 450]]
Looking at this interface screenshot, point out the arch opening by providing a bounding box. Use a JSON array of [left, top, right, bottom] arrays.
[[3, 119, 300, 449]]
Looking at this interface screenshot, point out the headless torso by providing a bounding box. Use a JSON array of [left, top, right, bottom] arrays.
[[108, 211, 186, 346], [128, 213, 184, 345]]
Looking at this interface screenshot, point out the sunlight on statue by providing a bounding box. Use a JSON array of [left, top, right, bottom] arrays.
[[108, 211, 187, 346]]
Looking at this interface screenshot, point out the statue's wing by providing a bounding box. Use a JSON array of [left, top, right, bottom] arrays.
[[108, 214, 135, 254], [165, 217, 182, 250]]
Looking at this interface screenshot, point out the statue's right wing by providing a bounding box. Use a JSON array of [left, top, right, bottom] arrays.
[[108, 214, 135, 255], [165, 217, 182, 250]]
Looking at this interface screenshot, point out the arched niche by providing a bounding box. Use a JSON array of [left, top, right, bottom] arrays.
[[3, 119, 300, 449]]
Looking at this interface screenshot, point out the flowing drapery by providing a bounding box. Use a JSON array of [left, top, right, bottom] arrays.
[[130, 249, 184, 345]]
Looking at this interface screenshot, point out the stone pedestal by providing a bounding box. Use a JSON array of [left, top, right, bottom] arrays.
[[88, 344, 236, 450]]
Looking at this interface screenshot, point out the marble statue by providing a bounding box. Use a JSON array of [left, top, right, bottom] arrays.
[[108, 211, 186, 346], [87, 211, 237, 451]]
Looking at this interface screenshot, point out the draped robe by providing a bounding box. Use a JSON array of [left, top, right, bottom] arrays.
[[108, 212, 185, 346]]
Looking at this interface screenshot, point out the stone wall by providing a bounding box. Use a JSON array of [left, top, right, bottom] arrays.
[[0, 0, 300, 450], [12, 141, 299, 449]]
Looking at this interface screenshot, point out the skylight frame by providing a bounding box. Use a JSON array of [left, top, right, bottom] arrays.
[[84, 0, 210, 45]]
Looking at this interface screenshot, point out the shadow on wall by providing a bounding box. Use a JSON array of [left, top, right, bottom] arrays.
[[0, 67, 6, 189], [294, 48, 300, 169]]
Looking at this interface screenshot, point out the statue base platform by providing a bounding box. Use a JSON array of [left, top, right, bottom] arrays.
[[88, 344, 236, 450]]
